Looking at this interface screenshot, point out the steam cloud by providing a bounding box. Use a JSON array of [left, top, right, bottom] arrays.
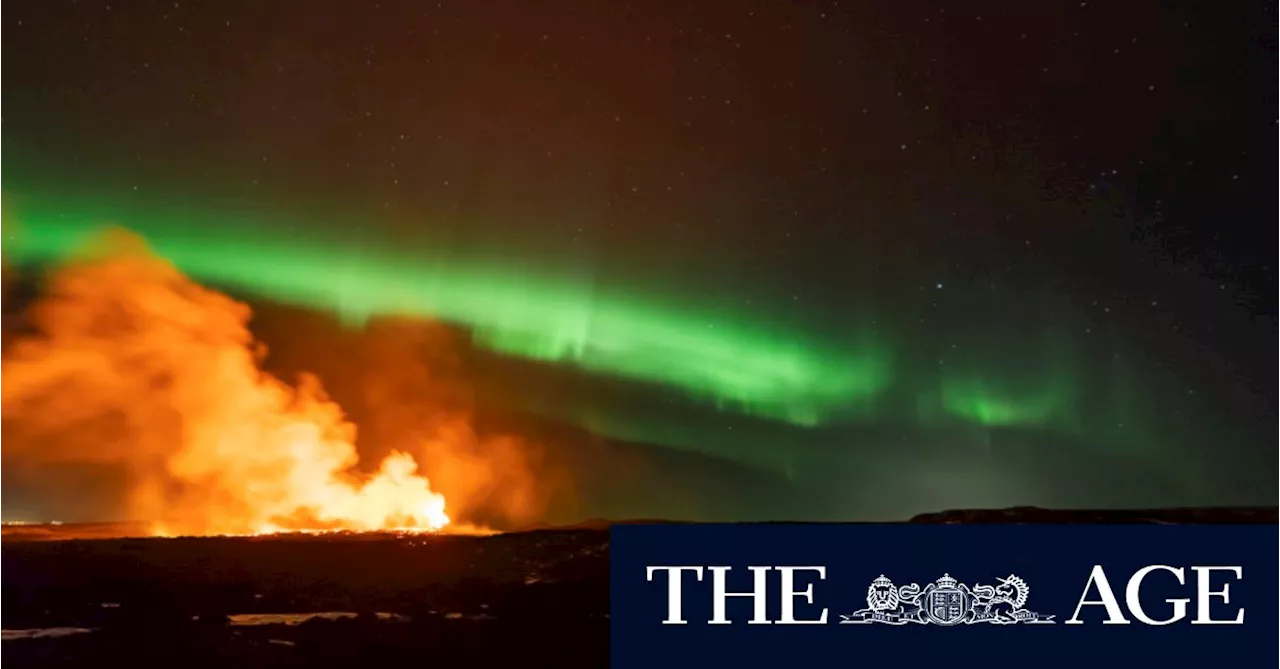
[[1, 228, 561, 535]]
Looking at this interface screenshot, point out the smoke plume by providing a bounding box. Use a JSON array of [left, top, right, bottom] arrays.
[[1, 228, 560, 534], [349, 319, 564, 529]]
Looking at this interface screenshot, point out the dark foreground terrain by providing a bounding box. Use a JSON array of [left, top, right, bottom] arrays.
[[3, 507, 1275, 668], [3, 528, 610, 668]]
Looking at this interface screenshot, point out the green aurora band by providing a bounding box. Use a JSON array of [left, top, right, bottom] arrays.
[[4, 202, 896, 426], [3, 195, 1179, 467]]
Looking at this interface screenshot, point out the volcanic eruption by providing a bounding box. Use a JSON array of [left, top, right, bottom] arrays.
[[0, 228, 543, 536]]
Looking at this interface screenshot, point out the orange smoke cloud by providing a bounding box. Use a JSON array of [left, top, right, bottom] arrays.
[[350, 320, 565, 529], [1, 229, 559, 535]]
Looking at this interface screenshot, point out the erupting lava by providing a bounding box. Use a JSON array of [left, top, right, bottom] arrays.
[[2, 229, 456, 536], [160, 450, 451, 537]]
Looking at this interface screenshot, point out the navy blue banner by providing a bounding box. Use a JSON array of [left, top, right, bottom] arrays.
[[610, 524, 1277, 668]]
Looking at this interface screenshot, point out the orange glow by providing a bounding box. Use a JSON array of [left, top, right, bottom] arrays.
[[2, 230, 457, 536]]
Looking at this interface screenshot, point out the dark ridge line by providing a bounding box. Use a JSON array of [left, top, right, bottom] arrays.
[[3, 506, 1275, 546]]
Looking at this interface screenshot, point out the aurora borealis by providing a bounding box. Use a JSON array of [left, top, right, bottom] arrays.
[[5, 201, 891, 427], [3, 0, 1275, 524], [1, 197, 1137, 441]]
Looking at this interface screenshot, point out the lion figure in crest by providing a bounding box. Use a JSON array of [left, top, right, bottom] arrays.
[[865, 575, 900, 611]]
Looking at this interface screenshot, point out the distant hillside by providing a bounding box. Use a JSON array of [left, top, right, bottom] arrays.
[[907, 506, 1278, 524], [515, 506, 1279, 531]]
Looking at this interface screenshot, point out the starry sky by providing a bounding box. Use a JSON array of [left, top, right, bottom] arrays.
[[3, 0, 1276, 523]]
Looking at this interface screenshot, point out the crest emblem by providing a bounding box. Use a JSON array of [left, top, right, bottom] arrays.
[[925, 575, 968, 625], [840, 573, 1055, 626]]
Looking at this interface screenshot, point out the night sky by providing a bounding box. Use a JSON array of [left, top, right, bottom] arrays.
[[3, 0, 1276, 525]]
